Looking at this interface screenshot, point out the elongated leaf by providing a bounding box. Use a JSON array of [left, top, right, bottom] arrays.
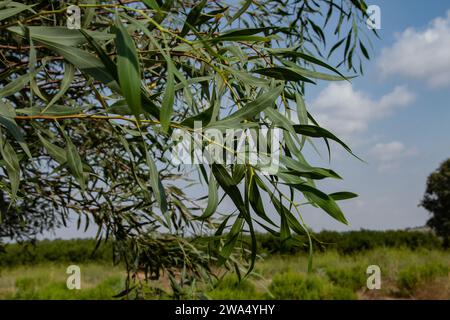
[[160, 61, 175, 132], [115, 16, 142, 117], [180, 0, 207, 37], [38, 133, 67, 164], [0, 101, 31, 157], [329, 192, 358, 201], [197, 174, 218, 220], [146, 151, 168, 213], [253, 67, 315, 83], [210, 85, 283, 128], [283, 61, 349, 81], [293, 124, 355, 156], [229, 0, 252, 24], [0, 3, 34, 21], [8, 26, 114, 46], [65, 134, 86, 190], [44, 63, 74, 110], [36, 39, 118, 90], [0, 68, 41, 99], [0, 137, 20, 198]]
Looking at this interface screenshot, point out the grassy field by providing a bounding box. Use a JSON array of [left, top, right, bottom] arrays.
[[1, 248, 448, 300]]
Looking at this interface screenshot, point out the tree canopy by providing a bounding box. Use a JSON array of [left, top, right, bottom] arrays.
[[0, 0, 376, 297], [421, 159, 450, 247]]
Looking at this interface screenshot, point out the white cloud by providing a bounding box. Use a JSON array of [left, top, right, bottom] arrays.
[[378, 11, 450, 88], [309, 83, 415, 138], [369, 141, 418, 172]]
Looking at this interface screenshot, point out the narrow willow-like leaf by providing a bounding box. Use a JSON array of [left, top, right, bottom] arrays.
[[210, 85, 283, 128], [146, 151, 168, 213], [35, 39, 118, 90], [253, 67, 315, 83], [38, 133, 67, 164], [115, 16, 142, 118], [160, 61, 175, 132], [0, 136, 21, 199], [65, 134, 86, 190], [0, 101, 31, 158], [0, 3, 34, 21], [197, 174, 218, 220], [8, 26, 114, 46], [0, 67, 41, 99], [229, 0, 252, 25], [44, 63, 74, 111]]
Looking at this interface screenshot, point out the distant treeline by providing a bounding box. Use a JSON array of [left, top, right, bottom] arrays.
[[255, 229, 444, 255], [0, 230, 444, 267]]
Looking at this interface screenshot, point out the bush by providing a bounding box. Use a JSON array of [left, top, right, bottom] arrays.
[[325, 265, 366, 291], [396, 262, 449, 295], [252, 230, 443, 255], [207, 275, 263, 300], [268, 272, 357, 300]]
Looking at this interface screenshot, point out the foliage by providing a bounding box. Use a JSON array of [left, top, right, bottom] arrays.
[[0, 0, 376, 295], [268, 271, 357, 300], [396, 262, 449, 296], [0, 230, 444, 267], [421, 159, 450, 247], [1, 248, 449, 300], [254, 230, 443, 255]]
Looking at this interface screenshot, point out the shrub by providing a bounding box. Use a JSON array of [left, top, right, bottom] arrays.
[[269, 272, 357, 300], [207, 275, 262, 300], [396, 262, 449, 295], [325, 265, 366, 291]]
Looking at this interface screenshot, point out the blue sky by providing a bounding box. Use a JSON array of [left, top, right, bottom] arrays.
[[300, 0, 450, 231], [46, 0, 450, 238]]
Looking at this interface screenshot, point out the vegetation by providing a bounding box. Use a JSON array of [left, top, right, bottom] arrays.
[[1, 242, 448, 300], [421, 159, 450, 247], [0, 0, 377, 294]]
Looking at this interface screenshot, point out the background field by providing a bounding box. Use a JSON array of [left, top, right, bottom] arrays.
[[1, 231, 449, 300]]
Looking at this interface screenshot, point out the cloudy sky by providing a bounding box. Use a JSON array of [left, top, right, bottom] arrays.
[[300, 0, 450, 231], [48, 0, 450, 238]]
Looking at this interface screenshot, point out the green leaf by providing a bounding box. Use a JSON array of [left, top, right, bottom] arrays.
[[0, 101, 31, 157], [7, 26, 114, 46], [0, 68, 41, 99], [0, 137, 21, 199], [16, 105, 84, 116], [115, 16, 142, 117], [36, 40, 118, 90], [253, 67, 315, 83], [142, 0, 161, 11], [0, 3, 34, 21], [160, 61, 175, 132], [146, 151, 168, 213], [229, 0, 252, 24], [295, 93, 308, 125], [290, 183, 348, 225], [38, 133, 67, 164], [180, 0, 207, 37], [329, 192, 358, 201], [283, 61, 349, 81], [65, 134, 86, 190], [44, 63, 75, 110], [210, 85, 283, 128], [293, 124, 357, 158], [197, 173, 218, 220]]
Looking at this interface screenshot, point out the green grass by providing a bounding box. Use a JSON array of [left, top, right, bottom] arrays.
[[0, 248, 449, 300], [0, 263, 125, 300]]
